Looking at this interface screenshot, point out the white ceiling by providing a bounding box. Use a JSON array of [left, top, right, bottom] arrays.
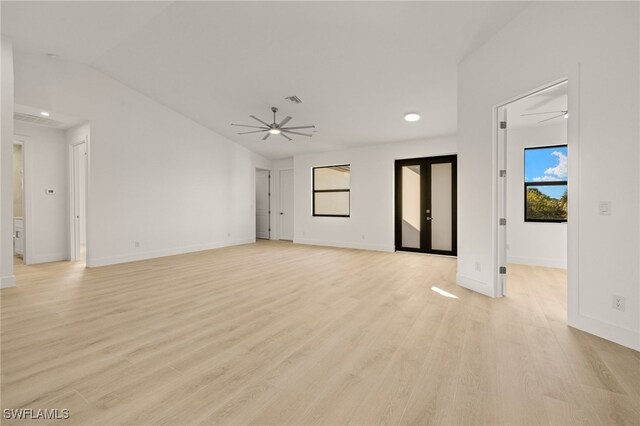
[[14, 103, 86, 130], [2, 1, 530, 159]]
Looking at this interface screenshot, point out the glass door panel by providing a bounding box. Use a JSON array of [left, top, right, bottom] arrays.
[[430, 162, 452, 251], [401, 165, 421, 249]]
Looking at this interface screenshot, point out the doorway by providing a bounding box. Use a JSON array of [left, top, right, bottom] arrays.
[[395, 155, 457, 255], [279, 169, 294, 241], [495, 79, 568, 296], [13, 141, 25, 263], [255, 169, 270, 240], [70, 139, 88, 262]]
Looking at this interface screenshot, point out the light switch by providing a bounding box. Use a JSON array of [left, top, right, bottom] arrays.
[[598, 201, 611, 215]]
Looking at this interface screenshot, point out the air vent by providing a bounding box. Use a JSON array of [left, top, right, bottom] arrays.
[[13, 112, 63, 128], [285, 95, 302, 104]]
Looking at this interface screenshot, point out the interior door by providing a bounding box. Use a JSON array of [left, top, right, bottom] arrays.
[[279, 169, 294, 240], [255, 170, 270, 239], [395, 155, 457, 255]]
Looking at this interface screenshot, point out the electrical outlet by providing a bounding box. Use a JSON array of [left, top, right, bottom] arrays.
[[361, 234, 365, 240], [134, 241, 140, 248], [227, 232, 231, 237], [475, 262, 481, 272], [612, 295, 626, 311]]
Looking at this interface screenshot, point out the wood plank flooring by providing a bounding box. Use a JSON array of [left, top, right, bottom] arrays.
[[1, 241, 638, 425]]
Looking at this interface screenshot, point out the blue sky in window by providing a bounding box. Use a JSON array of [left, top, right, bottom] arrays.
[[525, 146, 567, 199]]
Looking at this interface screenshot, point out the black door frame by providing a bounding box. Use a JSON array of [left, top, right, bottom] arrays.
[[395, 155, 457, 256]]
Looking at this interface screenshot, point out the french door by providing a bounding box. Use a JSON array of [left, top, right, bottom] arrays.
[[395, 155, 457, 255]]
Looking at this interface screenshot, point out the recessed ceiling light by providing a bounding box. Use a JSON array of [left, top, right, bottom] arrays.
[[404, 112, 420, 122], [268, 128, 281, 135], [40, 111, 50, 117]]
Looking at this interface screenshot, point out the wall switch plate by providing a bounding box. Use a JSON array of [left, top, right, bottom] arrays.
[[475, 262, 481, 272], [599, 201, 612, 215], [612, 295, 626, 311], [134, 241, 140, 248]]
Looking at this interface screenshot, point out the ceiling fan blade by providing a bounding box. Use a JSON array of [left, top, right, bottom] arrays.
[[281, 125, 316, 130], [238, 130, 268, 135], [231, 123, 269, 129], [278, 116, 292, 128], [537, 113, 565, 124], [280, 132, 292, 141], [281, 130, 312, 137], [262, 133, 271, 141], [520, 110, 566, 117], [250, 115, 272, 127]]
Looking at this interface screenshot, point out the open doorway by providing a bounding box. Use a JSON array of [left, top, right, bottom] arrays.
[[13, 104, 89, 268], [255, 169, 270, 240], [12, 141, 25, 264], [496, 80, 568, 296], [70, 137, 88, 262]]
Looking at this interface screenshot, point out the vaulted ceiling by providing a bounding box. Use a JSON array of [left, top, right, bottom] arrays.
[[2, 1, 529, 159]]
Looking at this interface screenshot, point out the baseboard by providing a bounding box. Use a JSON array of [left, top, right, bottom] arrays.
[[569, 312, 640, 351], [508, 255, 567, 269], [294, 238, 394, 253], [1, 275, 16, 289], [30, 253, 68, 264], [87, 239, 254, 267], [456, 273, 496, 297]]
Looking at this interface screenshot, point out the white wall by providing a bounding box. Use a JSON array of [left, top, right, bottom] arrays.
[[1, 36, 15, 288], [9, 50, 271, 268], [270, 158, 293, 241], [458, 2, 639, 349], [293, 137, 456, 252], [14, 121, 69, 264], [507, 124, 567, 269]]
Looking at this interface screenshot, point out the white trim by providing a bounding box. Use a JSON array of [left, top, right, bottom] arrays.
[[0, 275, 16, 289], [570, 314, 640, 351], [31, 253, 68, 264], [294, 238, 394, 253], [87, 239, 254, 267], [507, 256, 567, 269], [456, 274, 494, 297]]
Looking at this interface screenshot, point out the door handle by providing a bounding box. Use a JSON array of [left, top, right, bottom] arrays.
[[280, 212, 284, 215]]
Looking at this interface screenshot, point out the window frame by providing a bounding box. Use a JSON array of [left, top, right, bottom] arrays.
[[312, 164, 351, 218], [524, 144, 568, 223]]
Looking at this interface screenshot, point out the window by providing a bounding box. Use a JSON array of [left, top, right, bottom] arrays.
[[524, 145, 567, 222], [313, 165, 350, 217]]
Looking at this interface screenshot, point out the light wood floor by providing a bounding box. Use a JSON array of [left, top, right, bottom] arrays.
[[1, 241, 638, 425]]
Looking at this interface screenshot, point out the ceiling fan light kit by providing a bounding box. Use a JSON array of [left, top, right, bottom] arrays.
[[231, 107, 316, 141]]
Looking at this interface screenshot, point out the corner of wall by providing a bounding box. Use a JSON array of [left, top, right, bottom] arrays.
[[1, 36, 15, 286], [1, 275, 16, 289], [456, 273, 496, 297]]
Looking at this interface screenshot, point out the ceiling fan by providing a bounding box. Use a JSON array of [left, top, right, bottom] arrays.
[[231, 107, 315, 141], [520, 110, 568, 123]]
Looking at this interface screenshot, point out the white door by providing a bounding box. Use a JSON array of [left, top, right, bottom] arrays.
[[256, 170, 270, 239], [279, 169, 294, 240], [71, 141, 87, 261]]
